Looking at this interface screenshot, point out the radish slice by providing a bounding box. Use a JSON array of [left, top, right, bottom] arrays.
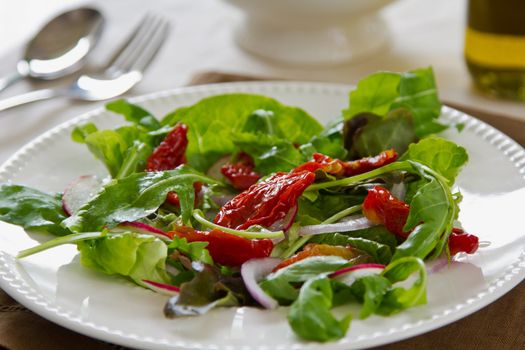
[[330, 263, 386, 286], [62, 175, 103, 215], [142, 279, 180, 295], [298, 215, 374, 236], [241, 257, 282, 309], [117, 221, 172, 241]]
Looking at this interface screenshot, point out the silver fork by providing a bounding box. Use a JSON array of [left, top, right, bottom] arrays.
[[0, 14, 169, 112]]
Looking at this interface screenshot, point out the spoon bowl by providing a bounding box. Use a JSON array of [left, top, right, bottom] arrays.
[[0, 7, 104, 91]]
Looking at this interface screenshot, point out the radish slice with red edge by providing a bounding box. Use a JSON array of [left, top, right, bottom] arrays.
[[241, 257, 282, 309], [330, 263, 386, 286], [62, 175, 103, 216], [298, 215, 374, 236], [116, 221, 172, 241], [142, 279, 180, 295]]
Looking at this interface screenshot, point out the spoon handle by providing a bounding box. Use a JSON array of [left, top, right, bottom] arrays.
[[0, 71, 24, 93], [0, 89, 61, 113]]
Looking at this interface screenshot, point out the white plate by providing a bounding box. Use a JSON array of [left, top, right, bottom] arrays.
[[0, 82, 524, 350]]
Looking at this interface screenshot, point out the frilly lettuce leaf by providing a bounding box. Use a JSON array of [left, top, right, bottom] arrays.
[[78, 232, 169, 284]]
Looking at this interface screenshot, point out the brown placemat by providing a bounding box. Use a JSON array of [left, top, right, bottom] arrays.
[[1, 71, 524, 350]]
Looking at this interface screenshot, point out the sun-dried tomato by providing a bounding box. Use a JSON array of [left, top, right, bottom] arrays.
[[343, 149, 398, 176], [166, 182, 202, 207], [363, 187, 479, 256], [294, 150, 397, 177], [448, 228, 479, 255], [273, 243, 360, 271], [214, 171, 315, 230], [170, 226, 273, 266], [221, 152, 261, 191], [145, 123, 188, 171], [362, 185, 411, 239]]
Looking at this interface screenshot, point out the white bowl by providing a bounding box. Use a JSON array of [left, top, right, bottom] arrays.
[[224, 0, 396, 65]]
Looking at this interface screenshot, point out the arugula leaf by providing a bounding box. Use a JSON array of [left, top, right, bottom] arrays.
[[63, 166, 219, 232], [168, 236, 214, 265], [311, 233, 392, 265], [296, 193, 364, 224], [78, 232, 170, 284], [349, 274, 392, 319], [343, 225, 398, 251], [160, 94, 322, 171], [0, 184, 71, 236], [401, 136, 468, 184], [378, 257, 427, 315], [288, 276, 352, 342], [106, 99, 161, 131], [395, 175, 455, 260], [259, 256, 348, 304]]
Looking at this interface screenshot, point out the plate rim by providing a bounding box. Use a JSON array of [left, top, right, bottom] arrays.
[[0, 81, 524, 350]]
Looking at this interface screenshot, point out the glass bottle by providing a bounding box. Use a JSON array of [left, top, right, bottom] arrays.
[[465, 0, 525, 100]]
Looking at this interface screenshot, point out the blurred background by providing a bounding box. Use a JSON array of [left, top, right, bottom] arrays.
[[0, 0, 524, 163]]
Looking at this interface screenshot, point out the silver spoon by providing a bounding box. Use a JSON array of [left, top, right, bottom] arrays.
[[0, 7, 104, 92]]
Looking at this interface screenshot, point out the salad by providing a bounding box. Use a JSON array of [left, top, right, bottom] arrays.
[[0, 67, 479, 342]]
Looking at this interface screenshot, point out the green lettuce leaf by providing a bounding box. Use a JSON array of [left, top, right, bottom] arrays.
[[0, 184, 71, 236], [160, 94, 322, 171], [106, 99, 161, 131], [300, 117, 347, 160], [63, 165, 219, 232], [78, 232, 169, 283], [168, 236, 213, 265], [351, 108, 417, 157], [288, 276, 352, 342], [401, 136, 468, 184], [345, 67, 445, 139]]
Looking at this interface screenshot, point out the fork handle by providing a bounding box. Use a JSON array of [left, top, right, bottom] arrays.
[[0, 88, 61, 113]]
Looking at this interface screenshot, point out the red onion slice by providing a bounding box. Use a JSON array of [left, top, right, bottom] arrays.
[[117, 221, 172, 241], [241, 257, 282, 309], [330, 263, 385, 286], [142, 279, 180, 295], [298, 215, 374, 236]]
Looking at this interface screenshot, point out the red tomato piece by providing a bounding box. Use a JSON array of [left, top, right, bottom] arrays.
[[294, 150, 397, 177], [221, 152, 261, 191], [170, 227, 273, 266], [362, 185, 411, 239], [343, 149, 398, 176], [448, 228, 479, 255], [146, 123, 188, 171], [214, 171, 315, 230]]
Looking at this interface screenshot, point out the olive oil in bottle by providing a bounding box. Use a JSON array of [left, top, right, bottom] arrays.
[[465, 0, 525, 100]]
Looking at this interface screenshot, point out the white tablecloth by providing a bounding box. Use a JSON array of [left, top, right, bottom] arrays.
[[1, 0, 524, 164]]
